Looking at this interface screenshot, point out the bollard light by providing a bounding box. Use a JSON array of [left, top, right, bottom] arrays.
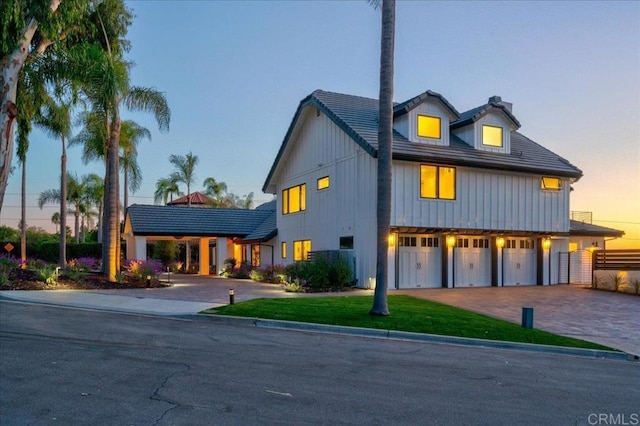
[[522, 307, 534, 329], [146, 275, 151, 288], [229, 289, 235, 305]]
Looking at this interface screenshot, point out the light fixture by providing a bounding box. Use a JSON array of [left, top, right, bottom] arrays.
[[388, 233, 396, 246], [542, 238, 551, 251], [446, 235, 456, 248], [496, 237, 505, 249]]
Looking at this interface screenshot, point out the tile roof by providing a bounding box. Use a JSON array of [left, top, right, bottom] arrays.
[[263, 90, 582, 193], [167, 191, 214, 206], [393, 90, 460, 119], [569, 220, 624, 237], [126, 204, 275, 239], [451, 97, 521, 130]]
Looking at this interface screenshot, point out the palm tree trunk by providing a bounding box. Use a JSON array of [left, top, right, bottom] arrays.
[[105, 111, 122, 281], [74, 205, 80, 244], [371, 0, 395, 316], [60, 136, 67, 267], [20, 157, 27, 263], [124, 168, 129, 212]]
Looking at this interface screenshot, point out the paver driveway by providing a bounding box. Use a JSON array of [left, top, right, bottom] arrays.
[[395, 284, 639, 356]]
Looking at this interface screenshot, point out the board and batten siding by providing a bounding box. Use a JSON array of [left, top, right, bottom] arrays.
[[394, 101, 452, 146], [274, 107, 379, 287], [452, 113, 512, 154], [391, 161, 570, 233]]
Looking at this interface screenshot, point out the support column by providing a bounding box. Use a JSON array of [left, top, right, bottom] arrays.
[[133, 236, 147, 261], [199, 238, 210, 276], [216, 237, 228, 275]]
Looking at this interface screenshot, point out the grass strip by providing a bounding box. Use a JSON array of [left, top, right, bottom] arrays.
[[203, 295, 613, 351]]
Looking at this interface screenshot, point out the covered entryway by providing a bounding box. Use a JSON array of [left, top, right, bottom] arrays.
[[398, 235, 441, 288], [502, 238, 537, 286], [454, 237, 491, 287]]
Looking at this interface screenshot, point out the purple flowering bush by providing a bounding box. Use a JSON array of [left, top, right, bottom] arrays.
[[68, 257, 101, 272], [123, 259, 163, 282]]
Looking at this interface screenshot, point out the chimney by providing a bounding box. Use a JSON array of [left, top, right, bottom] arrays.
[[488, 95, 513, 113]]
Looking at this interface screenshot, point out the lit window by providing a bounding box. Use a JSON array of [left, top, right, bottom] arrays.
[[541, 177, 562, 190], [420, 165, 456, 200], [281, 242, 287, 259], [417, 115, 441, 139], [317, 176, 330, 190], [282, 183, 306, 214], [293, 240, 311, 261], [482, 125, 503, 147]]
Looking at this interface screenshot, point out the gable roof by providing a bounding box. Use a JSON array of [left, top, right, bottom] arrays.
[[125, 204, 275, 240], [393, 90, 460, 120], [569, 220, 624, 238], [263, 90, 582, 193], [167, 191, 213, 206], [451, 97, 521, 130]]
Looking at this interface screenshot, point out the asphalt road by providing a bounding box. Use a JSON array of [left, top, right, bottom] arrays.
[[1, 302, 638, 426]]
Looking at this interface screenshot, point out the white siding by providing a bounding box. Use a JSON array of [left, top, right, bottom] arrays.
[[452, 111, 513, 154], [392, 161, 570, 233], [274, 108, 378, 288], [402, 101, 452, 146]]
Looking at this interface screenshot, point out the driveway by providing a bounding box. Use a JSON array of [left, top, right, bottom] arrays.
[[395, 284, 639, 356]]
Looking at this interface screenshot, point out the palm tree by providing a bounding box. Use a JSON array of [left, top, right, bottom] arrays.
[[370, 0, 395, 316], [38, 173, 86, 245], [169, 151, 198, 269], [203, 177, 228, 205], [120, 120, 150, 210], [34, 94, 73, 267], [169, 152, 199, 206], [84, 174, 104, 243], [51, 212, 61, 233], [154, 177, 182, 205]]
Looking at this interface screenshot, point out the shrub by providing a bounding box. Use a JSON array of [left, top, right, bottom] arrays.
[[630, 279, 640, 296], [283, 278, 305, 292], [153, 241, 179, 267], [123, 259, 163, 282], [0, 254, 19, 286], [249, 264, 286, 283], [609, 273, 625, 292], [68, 257, 100, 272], [223, 258, 237, 275], [230, 262, 253, 279], [168, 261, 183, 273], [282, 258, 352, 290], [35, 264, 58, 284]]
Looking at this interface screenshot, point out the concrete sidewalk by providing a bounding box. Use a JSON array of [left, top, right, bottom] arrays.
[[0, 290, 219, 316]]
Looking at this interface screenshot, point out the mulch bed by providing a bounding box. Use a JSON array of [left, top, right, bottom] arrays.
[[2, 268, 169, 291]]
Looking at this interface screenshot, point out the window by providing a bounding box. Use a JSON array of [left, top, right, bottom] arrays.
[[519, 239, 535, 249], [456, 238, 469, 248], [541, 177, 562, 190], [472, 238, 489, 248], [340, 236, 354, 249], [420, 165, 456, 200], [317, 176, 330, 190], [282, 183, 306, 214], [506, 239, 516, 249], [293, 240, 311, 261], [420, 237, 439, 247], [281, 242, 287, 259], [482, 125, 503, 147], [399, 237, 417, 247], [417, 115, 441, 139]]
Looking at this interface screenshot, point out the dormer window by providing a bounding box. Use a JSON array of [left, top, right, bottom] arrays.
[[541, 177, 562, 190], [417, 115, 441, 139], [482, 125, 503, 147]]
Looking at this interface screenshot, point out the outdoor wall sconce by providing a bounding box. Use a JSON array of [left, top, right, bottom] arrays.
[[496, 237, 505, 249], [388, 233, 396, 246], [446, 235, 456, 248], [542, 238, 552, 251]]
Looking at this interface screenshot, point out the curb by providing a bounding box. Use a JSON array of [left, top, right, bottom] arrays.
[[196, 314, 636, 362]]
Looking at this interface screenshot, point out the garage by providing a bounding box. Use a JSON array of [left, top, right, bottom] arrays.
[[454, 237, 491, 287], [502, 238, 537, 286], [398, 235, 442, 288]]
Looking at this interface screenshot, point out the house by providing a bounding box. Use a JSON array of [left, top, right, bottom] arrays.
[[262, 89, 586, 289], [166, 191, 215, 207]]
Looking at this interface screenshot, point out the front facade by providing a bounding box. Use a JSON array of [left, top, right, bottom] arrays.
[[263, 90, 584, 289]]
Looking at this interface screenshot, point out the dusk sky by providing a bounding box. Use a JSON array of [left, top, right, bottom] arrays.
[[1, 0, 638, 248]]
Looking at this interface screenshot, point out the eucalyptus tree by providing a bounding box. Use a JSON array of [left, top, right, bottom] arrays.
[[0, 0, 90, 211], [154, 177, 182, 205], [370, 0, 395, 316]]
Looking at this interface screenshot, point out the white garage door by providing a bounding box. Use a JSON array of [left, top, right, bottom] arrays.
[[503, 238, 536, 286], [398, 235, 442, 289], [454, 237, 491, 287]]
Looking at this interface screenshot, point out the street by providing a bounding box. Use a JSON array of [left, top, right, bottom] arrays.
[[1, 301, 638, 425]]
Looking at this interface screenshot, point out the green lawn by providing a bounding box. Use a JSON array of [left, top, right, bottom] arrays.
[[203, 295, 613, 351]]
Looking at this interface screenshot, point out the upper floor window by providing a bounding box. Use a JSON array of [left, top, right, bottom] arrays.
[[417, 115, 441, 139], [282, 183, 306, 214], [482, 125, 503, 147], [541, 177, 562, 190], [317, 176, 330, 190], [420, 165, 456, 200]]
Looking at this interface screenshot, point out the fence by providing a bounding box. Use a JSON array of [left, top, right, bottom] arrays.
[[558, 250, 593, 284], [593, 249, 640, 271]]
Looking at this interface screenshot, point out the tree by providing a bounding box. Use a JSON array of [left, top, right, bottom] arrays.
[[0, 0, 89, 211], [168, 151, 198, 270], [203, 177, 228, 205], [37, 172, 86, 245], [169, 152, 199, 206], [370, 0, 395, 316], [83, 173, 104, 242], [154, 177, 182, 205], [120, 120, 150, 210], [51, 212, 60, 233]]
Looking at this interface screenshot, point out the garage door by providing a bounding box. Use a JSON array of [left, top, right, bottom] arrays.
[[503, 238, 536, 286], [398, 235, 442, 289], [454, 237, 491, 287]]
